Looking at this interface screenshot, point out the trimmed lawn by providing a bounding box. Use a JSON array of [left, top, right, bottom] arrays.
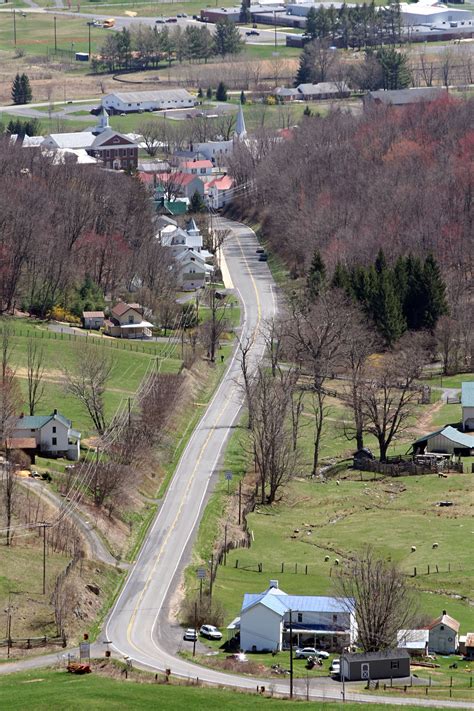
[[0, 14, 104, 55], [0, 667, 435, 710]]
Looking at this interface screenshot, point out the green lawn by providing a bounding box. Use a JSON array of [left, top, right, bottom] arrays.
[[6, 318, 182, 437], [0, 667, 438, 710], [0, 13, 104, 56]]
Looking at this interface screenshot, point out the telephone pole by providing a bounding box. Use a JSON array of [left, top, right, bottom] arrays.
[[289, 609, 294, 699], [13, 9, 17, 46], [40, 522, 49, 594], [238, 480, 242, 525], [54, 15, 57, 52]]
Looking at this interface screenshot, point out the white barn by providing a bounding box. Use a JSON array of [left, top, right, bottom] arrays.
[[412, 425, 474, 456], [399, 1, 473, 26], [461, 382, 474, 431], [102, 89, 196, 114], [428, 612, 460, 654]]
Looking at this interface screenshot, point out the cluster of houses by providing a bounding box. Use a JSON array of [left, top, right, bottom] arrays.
[[233, 581, 473, 680]]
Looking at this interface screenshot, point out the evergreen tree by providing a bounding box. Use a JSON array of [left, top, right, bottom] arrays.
[[331, 262, 351, 292], [6, 117, 40, 138], [215, 81, 228, 102], [197, 87, 203, 99], [403, 254, 425, 330], [374, 270, 406, 346], [189, 191, 206, 213], [294, 45, 314, 86], [305, 7, 318, 39], [307, 250, 326, 298], [240, 90, 246, 104], [206, 86, 213, 100], [374, 248, 386, 275], [303, 105, 312, 117], [376, 47, 411, 90], [240, 0, 251, 23], [421, 254, 447, 330], [11, 73, 32, 105], [214, 19, 243, 56]]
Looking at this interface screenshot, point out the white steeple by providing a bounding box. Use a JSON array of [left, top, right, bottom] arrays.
[[94, 106, 110, 135], [234, 103, 247, 140]]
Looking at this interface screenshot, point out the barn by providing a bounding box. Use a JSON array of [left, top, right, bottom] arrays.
[[461, 382, 474, 431], [412, 426, 474, 457], [341, 650, 410, 681]]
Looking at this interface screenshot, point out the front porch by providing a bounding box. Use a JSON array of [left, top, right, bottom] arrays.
[[282, 626, 350, 653]]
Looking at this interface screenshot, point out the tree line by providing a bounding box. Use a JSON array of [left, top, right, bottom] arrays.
[[93, 20, 243, 73], [305, 1, 403, 49]]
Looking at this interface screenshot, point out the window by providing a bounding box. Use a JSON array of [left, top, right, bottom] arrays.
[[391, 661, 399, 669], [52, 426, 56, 433], [200, 168, 206, 174], [52, 437, 57, 446], [440, 625, 445, 631], [297, 613, 303, 623], [128, 315, 134, 324], [333, 614, 338, 622]]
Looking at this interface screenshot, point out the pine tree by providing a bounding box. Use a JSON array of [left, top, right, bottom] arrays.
[[216, 81, 228, 102], [214, 18, 243, 56], [374, 270, 406, 346], [206, 86, 213, 100], [294, 45, 314, 86], [305, 7, 318, 39], [240, 0, 251, 23], [240, 90, 246, 104], [307, 250, 326, 298], [189, 191, 206, 213], [421, 254, 448, 331], [331, 262, 351, 292], [376, 47, 411, 90], [197, 87, 203, 98], [303, 105, 312, 117], [403, 254, 424, 330], [11, 74, 24, 105]]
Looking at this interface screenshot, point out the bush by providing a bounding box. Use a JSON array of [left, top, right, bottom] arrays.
[[181, 592, 226, 629], [48, 306, 81, 324], [264, 95, 276, 105]]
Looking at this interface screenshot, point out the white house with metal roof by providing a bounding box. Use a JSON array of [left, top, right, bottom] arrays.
[[102, 89, 196, 114], [237, 580, 356, 653], [461, 382, 474, 431], [412, 425, 474, 456], [12, 410, 81, 461]]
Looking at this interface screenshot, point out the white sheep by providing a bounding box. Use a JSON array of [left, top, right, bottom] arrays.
[[324, 555, 330, 562], [334, 558, 340, 565], [411, 545, 417, 552], [432, 543, 439, 549]]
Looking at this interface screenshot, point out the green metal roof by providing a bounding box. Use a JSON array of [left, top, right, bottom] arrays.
[[16, 412, 72, 430], [163, 200, 187, 216], [461, 382, 474, 408], [413, 426, 474, 449]]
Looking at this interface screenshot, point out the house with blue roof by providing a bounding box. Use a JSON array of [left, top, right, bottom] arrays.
[[12, 409, 81, 461], [461, 382, 474, 432], [237, 580, 356, 653]]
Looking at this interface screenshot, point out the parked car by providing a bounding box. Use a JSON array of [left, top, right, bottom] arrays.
[[200, 624, 222, 640], [166, 17, 177, 22], [183, 628, 198, 641], [155, 18, 165, 23], [330, 658, 341, 674], [258, 253, 268, 261], [295, 647, 329, 660], [256, 247, 265, 254], [246, 30, 260, 36]]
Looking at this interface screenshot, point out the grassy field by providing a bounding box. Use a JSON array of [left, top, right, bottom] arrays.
[[0, 13, 105, 56], [6, 318, 182, 437], [0, 667, 439, 711]]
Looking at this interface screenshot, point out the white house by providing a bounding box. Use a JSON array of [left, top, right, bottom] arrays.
[[102, 89, 196, 114], [175, 249, 213, 291], [180, 159, 214, 180], [83, 311, 105, 329], [428, 612, 460, 654], [461, 382, 474, 431], [207, 175, 234, 209], [238, 581, 356, 653], [12, 410, 81, 461], [412, 425, 474, 456], [104, 302, 153, 339]]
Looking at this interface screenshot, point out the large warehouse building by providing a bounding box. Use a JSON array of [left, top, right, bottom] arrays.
[[102, 89, 196, 114], [399, 1, 473, 26]]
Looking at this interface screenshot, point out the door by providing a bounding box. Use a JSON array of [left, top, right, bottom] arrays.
[[361, 662, 370, 680]]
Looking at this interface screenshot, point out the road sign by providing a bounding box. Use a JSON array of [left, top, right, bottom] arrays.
[[196, 567, 206, 579], [79, 641, 90, 660], [225, 471, 233, 481]]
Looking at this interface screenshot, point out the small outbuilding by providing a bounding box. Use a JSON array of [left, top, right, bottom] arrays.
[[428, 611, 460, 654], [461, 382, 474, 431], [397, 629, 429, 656], [341, 650, 410, 681], [459, 633, 474, 660], [83, 311, 105, 330], [412, 426, 474, 457]]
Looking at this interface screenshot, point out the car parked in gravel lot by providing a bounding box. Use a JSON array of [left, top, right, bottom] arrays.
[[295, 647, 330, 659], [200, 624, 222, 640], [330, 658, 340, 675]]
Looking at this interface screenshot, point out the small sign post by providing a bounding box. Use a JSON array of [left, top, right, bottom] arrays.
[[196, 567, 206, 603], [225, 470, 233, 494]]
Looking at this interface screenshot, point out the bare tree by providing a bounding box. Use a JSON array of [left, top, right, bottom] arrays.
[[138, 120, 164, 158], [1, 463, 16, 547], [65, 343, 113, 433], [26, 338, 45, 416], [215, 113, 236, 141], [334, 547, 417, 652], [249, 366, 298, 504], [239, 336, 254, 429], [358, 337, 426, 461], [200, 288, 229, 363]]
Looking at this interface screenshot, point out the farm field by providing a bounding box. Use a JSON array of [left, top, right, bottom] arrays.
[[0, 14, 105, 56]]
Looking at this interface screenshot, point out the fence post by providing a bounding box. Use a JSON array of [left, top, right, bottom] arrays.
[[235, 559, 238, 568], [414, 567, 416, 577], [295, 563, 297, 574], [305, 565, 308, 575], [427, 565, 430, 575], [281, 562, 284, 573]]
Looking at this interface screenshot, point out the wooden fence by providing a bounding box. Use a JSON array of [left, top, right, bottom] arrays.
[[0, 635, 65, 650]]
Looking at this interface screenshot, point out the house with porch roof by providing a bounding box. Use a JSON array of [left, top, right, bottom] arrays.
[[11, 409, 81, 461], [236, 580, 356, 653], [104, 302, 153, 339]]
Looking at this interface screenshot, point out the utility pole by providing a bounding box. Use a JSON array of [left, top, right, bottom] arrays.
[[209, 553, 214, 601], [274, 10, 277, 48], [6, 592, 12, 658], [41, 522, 49, 595], [193, 602, 197, 657], [54, 15, 57, 52], [289, 609, 294, 699], [88, 22, 91, 58], [238, 480, 242, 526], [223, 524, 227, 566], [13, 9, 17, 46], [341, 651, 346, 702], [128, 397, 131, 428]]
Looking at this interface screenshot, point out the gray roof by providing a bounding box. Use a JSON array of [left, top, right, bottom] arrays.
[[367, 88, 447, 105], [345, 650, 410, 662], [297, 82, 349, 94], [413, 425, 474, 448], [91, 129, 136, 148], [242, 592, 353, 615], [104, 89, 194, 103], [43, 132, 94, 149], [461, 382, 474, 408], [275, 87, 299, 96]]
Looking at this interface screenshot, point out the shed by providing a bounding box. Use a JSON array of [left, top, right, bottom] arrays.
[[341, 650, 410, 681], [428, 611, 460, 654], [459, 633, 474, 660], [83, 311, 105, 330], [412, 426, 474, 456], [461, 382, 474, 431], [397, 629, 429, 656]]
